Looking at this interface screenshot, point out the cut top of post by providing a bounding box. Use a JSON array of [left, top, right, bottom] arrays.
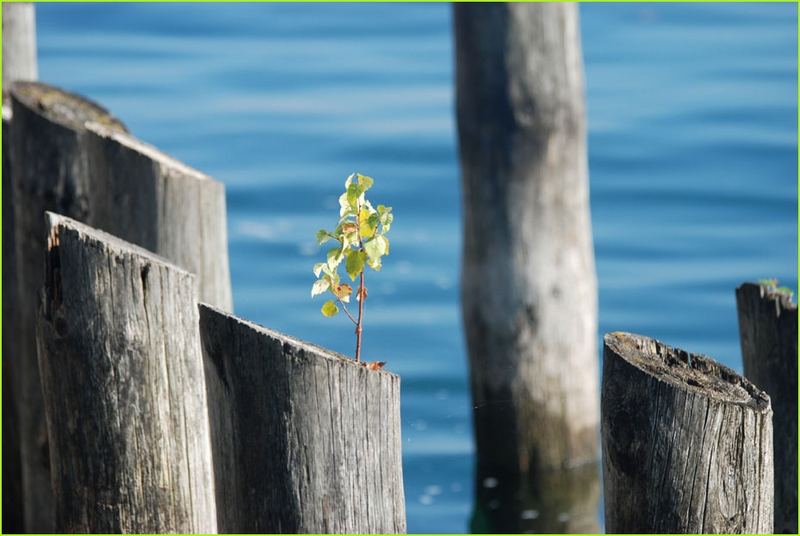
[[200, 302, 399, 379], [604, 332, 770, 412], [11, 81, 127, 133], [45, 211, 189, 276], [737, 281, 797, 315]]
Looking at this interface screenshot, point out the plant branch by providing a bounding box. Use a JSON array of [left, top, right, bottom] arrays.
[[337, 298, 358, 325], [354, 197, 365, 363]]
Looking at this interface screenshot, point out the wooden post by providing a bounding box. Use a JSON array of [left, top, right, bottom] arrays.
[[602, 332, 773, 533], [2, 3, 38, 84], [36, 213, 217, 533], [3, 4, 37, 531], [199, 304, 406, 533], [736, 282, 797, 534], [10, 81, 232, 529], [454, 0, 598, 498]]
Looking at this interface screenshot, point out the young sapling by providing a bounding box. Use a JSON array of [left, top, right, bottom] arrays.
[[311, 172, 393, 365]]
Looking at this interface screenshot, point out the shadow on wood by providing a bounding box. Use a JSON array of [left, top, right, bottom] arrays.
[[36, 213, 217, 532], [199, 304, 406, 533], [469, 463, 600, 534], [3, 106, 25, 533], [3, 3, 37, 530], [602, 332, 773, 533], [736, 282, 797, 534]]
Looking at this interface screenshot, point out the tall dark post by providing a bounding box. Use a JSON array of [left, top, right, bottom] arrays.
[[454, 3, 599, 531], [3, 5, 39, 529]]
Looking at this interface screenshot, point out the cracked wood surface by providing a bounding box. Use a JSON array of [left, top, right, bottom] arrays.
[[736, 282, 797, 533], [602, 332, 773, 533], [9, 80, 231, 531], [36, 213, 217, 533], [199, 304, 406, 533]]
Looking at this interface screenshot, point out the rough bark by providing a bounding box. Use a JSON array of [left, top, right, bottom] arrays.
[[454, 1, 598, 493], [10, 81, 231, 530], [2, 3, 38, 88], [736, 282, 797, 534], [199, 304, 406, 533], [36, 213, 217, 533], [3, 5, 37, 530], [602, 332, 773, 533]]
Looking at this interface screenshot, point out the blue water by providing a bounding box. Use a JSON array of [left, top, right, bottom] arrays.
[[36, 3, 797, 532]]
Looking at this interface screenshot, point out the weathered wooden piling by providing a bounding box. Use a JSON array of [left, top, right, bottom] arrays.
[[199, 304, 406, 533], [602, 332, 773, 533], [10, 81, 232, 530], [3, 4, 38, 531], [454, 1, 598, 496], [3, 3, 38, 83], [36, 213, 217, 533], [736, 282, 797, 534]]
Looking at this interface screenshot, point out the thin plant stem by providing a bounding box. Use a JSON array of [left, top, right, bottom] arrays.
[[338, 298, 358, 326], [355, 270, 365, 363], [354, 196, 366, 363]]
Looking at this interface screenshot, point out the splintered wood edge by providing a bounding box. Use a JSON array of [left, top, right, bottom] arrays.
[[737, 281, 798, 313], [604, 331, 770, 412], [86, 121, 213, 183], [199, 302, 400, 380], [45, 212, 190, 276], [10, 80, 127, 133]]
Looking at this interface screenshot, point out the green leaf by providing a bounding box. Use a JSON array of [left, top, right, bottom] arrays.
[[344, 172, 356, 189], [316, 229, 331, 245], [367, 256, 382, 271], [311, 278, 330, 298], [321, 300, 339, 317], [364, 235, 387, 261], [345, 250, 366, 281], [359, 207, 379, 239], [357, 173, 374, 191], [313, 262, 326, 277], [346, 183, 363, 209]]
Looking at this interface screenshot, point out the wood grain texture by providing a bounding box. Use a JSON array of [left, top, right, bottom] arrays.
[[10, 80, 231, 530], [454, 3, 599, 481], [199, 304, 406, 534], [9, 82, 121, 532], [2, 3, 38, 88], [602, 332, 773, 533], [36, 213, 217, 533], [736, 282, 797, 534]]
